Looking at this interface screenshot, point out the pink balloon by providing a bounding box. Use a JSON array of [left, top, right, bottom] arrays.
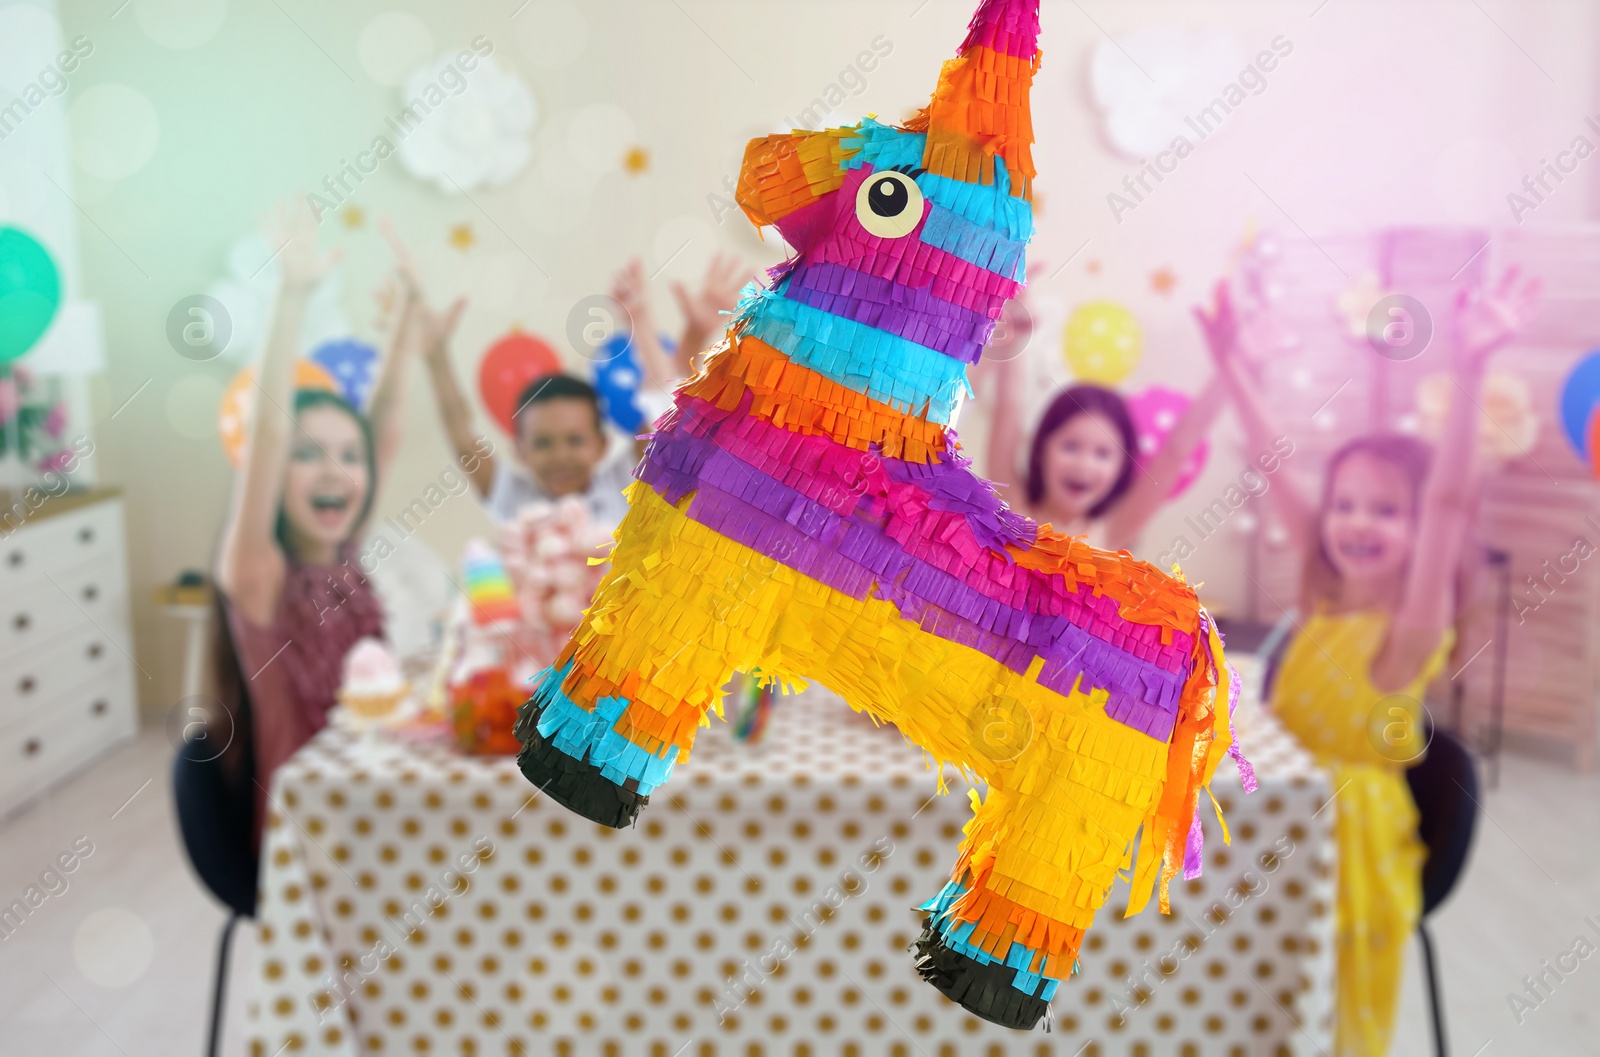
[[1126, 386, 1209, 498]]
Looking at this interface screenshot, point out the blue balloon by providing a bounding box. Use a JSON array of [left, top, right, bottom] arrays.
[[593, 331, 675, 433], [310, 338, 380, 410], [1559, 351, 1600, 460]]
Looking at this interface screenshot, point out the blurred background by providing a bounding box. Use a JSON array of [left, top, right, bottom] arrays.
[[2, 0, 1598, 1054]]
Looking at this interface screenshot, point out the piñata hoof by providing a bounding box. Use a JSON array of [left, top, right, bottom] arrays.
[[912, 923, 1053, 1031], [514, 699, 648, 829], [514, 0, 1247, 1026]]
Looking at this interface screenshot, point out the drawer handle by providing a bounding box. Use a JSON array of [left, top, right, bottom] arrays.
[[82, 585, 98, 603], [87, 643, 103, 660], [78, 527, 94, 544], [19, 676, 36, 694], [22, 738, 40, 757], [91, 700, 108, 717], [12, 613, 28, 632], [5, 551, 20, 568]]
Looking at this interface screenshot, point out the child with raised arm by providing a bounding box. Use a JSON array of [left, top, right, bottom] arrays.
[[1198, 270, 1539, 1055], [389, 226, 634, 530], [978, 276, 1225, 553], [213, 197, 421, 830]]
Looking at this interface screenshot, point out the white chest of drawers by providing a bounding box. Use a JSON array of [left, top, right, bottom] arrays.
[[0, 489, 138, 817]]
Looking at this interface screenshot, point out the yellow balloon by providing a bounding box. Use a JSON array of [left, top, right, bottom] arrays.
[[1063, 301, 1142, 384]]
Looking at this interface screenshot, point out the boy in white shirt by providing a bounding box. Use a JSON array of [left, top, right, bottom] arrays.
[[397, 229, 747, 530], [480, 374, 635, 528]]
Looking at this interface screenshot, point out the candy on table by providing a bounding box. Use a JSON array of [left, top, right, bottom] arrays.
[[450, 666, 525, 756], [498, 497, 610, 666]]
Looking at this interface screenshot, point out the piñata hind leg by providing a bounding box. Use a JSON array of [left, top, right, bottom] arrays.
[[775, 576, 1178, 1030]]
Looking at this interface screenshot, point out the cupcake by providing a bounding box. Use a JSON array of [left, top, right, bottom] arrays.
[[338, 637, 410, 722]]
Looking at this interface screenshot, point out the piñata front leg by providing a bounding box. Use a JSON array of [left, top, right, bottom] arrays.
[[514, 482, 786, 828]]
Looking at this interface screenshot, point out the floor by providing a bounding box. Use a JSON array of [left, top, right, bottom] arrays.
[[0, 725, 1595, 1057]]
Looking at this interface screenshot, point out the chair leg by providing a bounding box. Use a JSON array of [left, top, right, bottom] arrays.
[[207, 913, 239, 1057], [1418, 921, 1448, 1057]]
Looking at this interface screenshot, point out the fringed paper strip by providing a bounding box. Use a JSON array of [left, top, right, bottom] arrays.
[[1225, 661, 1258, 793], [801, 164, 1028, 284], [919, 878, 1062, 999], [679, 335, 951, 463], [844, 118, 1035, 242], [958, 0, 1041, 59], [915, 35, 1041, 200], [738, 284, 974, 423], [636, 407, 1195, 738], [810, 214, 1023, 310], [735, 127, 857, 228], [784, 259, 1002, 364], [652, 392, 1201, 652], [645, 398, 1196, 659]]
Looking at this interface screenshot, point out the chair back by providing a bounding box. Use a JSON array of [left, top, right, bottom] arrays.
[[173, 735, 259, 918], [171, 591, 260, 918], [1405, 726, 1480, 916]]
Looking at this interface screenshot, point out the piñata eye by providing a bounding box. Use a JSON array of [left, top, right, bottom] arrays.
[[854, 170, 924, 238]]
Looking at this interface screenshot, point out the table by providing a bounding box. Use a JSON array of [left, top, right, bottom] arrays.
[[245, 683, 1334, 1056], [153, 580, 211, 704]]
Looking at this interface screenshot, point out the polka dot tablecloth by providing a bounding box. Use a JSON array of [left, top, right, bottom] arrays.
[[245, 689, 1334, 1057]]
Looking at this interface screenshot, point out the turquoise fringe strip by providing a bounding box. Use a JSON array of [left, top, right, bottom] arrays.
[[842, 118, 1035, 244], [739, 289, 973, 423], [529, 662, 679, 795], [919, 879, 1064, 1000]]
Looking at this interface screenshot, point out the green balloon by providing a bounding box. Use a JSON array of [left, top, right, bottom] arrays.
[[0, 227, 62, 363]]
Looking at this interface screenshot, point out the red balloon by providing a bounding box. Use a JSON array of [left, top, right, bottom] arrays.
[[479, 331, 562, 436], [1588, 406, 1600, 477]]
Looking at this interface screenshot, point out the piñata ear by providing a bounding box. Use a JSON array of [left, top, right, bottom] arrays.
[[735, 128, 857, 251], [920, 0, 1040, 200]]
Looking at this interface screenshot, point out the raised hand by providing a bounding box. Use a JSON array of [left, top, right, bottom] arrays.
[[611, 257, 654, 331], [672, 252, 748, 339], [264, 195, 340, 291], [378, 218, 465, 356], [1191, 279, 1240, 368], [1455, 266, 1542, 366], [405, 289, 465, 357], [371, 272, 408, 337]]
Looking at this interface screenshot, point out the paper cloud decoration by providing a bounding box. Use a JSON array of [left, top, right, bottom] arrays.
[[397, 53, 536, 193], [1089, 26, 1246, 160], [205, 231, 351, 366]]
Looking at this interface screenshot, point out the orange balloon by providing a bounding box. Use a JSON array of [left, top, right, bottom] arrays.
[[218, 360, 340, 466]]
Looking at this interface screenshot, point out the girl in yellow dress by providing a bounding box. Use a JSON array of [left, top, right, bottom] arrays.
[[1194, 270, 1540, 1055]]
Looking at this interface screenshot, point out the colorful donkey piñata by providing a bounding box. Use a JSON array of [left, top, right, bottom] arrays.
[[515, 0, 1238, 1030]]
